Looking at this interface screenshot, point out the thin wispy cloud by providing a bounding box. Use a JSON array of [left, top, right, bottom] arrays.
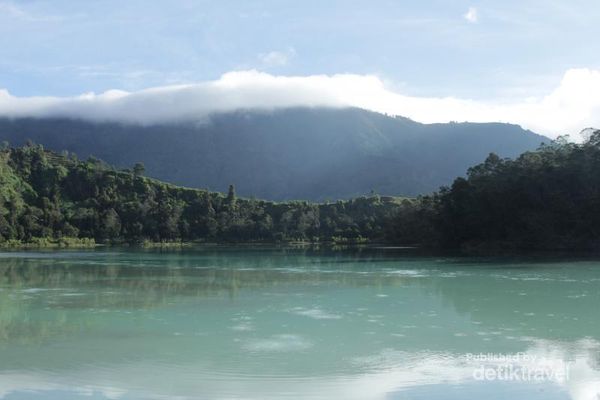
[[464, 7, 478, 23], [0, 1, 27, 18], [259, 48, 296, 67], [0, 69, 598, 139], [0, 0, 66, 22]]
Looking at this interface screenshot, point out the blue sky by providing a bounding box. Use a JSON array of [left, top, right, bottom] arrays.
[[1, 0, 600, 137], [1, 0, 598, 98]]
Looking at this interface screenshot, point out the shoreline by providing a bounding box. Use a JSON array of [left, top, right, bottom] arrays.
[[0, 237, 381, 250], [4, 239, 600, 260]]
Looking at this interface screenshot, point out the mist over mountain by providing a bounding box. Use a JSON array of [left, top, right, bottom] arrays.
[[0, 107, 548, 200]]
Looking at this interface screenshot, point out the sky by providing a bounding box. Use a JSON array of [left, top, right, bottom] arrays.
[[1, 0, 600, 138]]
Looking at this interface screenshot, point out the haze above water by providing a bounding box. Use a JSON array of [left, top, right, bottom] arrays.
[[0, 247, 599, 400]]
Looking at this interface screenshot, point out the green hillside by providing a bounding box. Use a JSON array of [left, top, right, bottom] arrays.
[[388, 130, 600, 251], [3, 129, 597, 251], [0, 143, 404, 246]]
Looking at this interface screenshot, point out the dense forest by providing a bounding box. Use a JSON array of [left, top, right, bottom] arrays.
[[0, 143, 404, 245], [390, 129, 600, 251], [1, 129, 599, 250]]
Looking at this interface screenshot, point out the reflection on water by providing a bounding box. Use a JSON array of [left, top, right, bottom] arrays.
[[0, 247, 599, 399]]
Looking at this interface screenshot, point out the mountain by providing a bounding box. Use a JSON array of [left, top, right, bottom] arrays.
[[0, 107, 548, 201]]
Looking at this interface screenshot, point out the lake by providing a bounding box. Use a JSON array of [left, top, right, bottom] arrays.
[[0, 246, 598, 399]]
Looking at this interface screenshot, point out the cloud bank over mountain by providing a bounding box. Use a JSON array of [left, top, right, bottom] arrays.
[[1, 68, 599, 138]]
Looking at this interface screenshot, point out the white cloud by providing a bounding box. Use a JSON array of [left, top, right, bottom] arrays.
[[258, 48, 296, 67], [1, 68, 600, 138], [464, 7, 478, 23]]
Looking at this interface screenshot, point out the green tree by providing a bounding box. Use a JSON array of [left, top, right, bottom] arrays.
[[227, 184, 236, 203], [133, 162, 145, 177]]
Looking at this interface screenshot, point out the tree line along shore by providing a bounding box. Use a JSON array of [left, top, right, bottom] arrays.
[[1, 130, 599, 252]]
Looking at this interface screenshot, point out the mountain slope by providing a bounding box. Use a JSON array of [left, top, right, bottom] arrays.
[[0, 107, 548, 200]]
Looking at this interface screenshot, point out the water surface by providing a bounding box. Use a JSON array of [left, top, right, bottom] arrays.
[[0, 247, 599, 399]]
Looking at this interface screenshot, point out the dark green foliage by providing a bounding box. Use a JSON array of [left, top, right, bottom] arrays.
[[4, 127, 586, 250], [227, 184, 236, 204], [0, 108, 547, 201], [391, 131, 600, 251], [0, 145, 402, 244], [133, 162, 145, 177]]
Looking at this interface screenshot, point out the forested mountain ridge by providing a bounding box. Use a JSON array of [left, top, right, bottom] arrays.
[[0, 144, 403, 245], [3, 130, 600, 251], [0, 107, 548, 201]]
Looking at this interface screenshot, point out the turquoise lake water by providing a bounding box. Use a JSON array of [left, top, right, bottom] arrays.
[[0, 247, 598, 399]]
